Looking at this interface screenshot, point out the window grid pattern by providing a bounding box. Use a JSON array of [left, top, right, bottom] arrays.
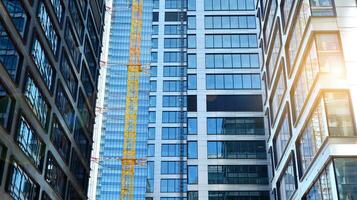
[[206, 53, 259, 69], [206, 74, 261, 90], [206, 34, 258, 49], [205, 15, 256, 29]]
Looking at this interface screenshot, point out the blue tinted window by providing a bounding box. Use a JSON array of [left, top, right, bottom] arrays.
[[7, 162, 39, 200], [16, 116, 45, 169], [188, 118, 197, 135], [188, 165, 198, 184], [31, 37, 55, 90], [188, 141, 197, 159], [38, 1, 59, 55], [2, 0, 28, 37], [24, 76, 49, 128]]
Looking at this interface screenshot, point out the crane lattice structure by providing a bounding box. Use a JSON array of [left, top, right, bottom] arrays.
[[120, 0, 143, 199]]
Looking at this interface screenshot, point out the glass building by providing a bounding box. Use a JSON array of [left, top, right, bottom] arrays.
[[147, 0, 269, 199], [259, 0, 357, 199], [0, 0, 105, 199], [90, 0, 153, 199]]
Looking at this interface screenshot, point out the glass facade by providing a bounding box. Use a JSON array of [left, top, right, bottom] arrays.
[[0, 0, 104, 199], [95, 0, 152, 199]]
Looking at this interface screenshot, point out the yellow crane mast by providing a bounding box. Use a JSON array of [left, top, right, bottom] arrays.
[[120, 0, 143, 199]]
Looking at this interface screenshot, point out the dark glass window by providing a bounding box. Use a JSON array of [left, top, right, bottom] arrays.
[[45, 154, 67, 198], [2, 0, 28, 37], [0, 143, 5, 181], [208, 165, 268, 184], [24, 76, 50, 129], [16, 116, 45, 169], [38, 0, 59, 55], [84, 38, 98, 83], [0, 22, 22, 81], [88, 14, 100, 54], [81, 66, 95, 105], [55, 83, 75, 130], [31, 37, 55, 90], [153, 12, 159, 22], [165, 12, 186, 22], [208, 191, 270, 200], [61, 51, 78, 100], [188, 191, 198, 200], [49, 0, 64, 23], [41, 192, 51, 200], [207, 95, 263, 112], [161, 161, 186, 174], [207, 117, 265, 135], [66, 183, 82, 200], [51, 117, 71, 163], [0, 83, 15, 130], [6, 162, 39, 200], [74, 118, 91, 161], [65, 22, 81, 70], [208, 141, 266, 159], [68, 0, 84, 40], [188, 165, 198, 184], [70, 151, 89, 191], [78, 90, 92, 130]]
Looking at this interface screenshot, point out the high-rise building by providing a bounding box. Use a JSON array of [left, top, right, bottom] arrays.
[[259, 0, 357, 199], [0, 0, 105, 199], [147, 0, 269, 199], [89, 0, 153, 199]]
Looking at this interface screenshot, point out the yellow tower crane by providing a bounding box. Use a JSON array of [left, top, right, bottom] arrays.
[[120, 0, 143, 199]]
